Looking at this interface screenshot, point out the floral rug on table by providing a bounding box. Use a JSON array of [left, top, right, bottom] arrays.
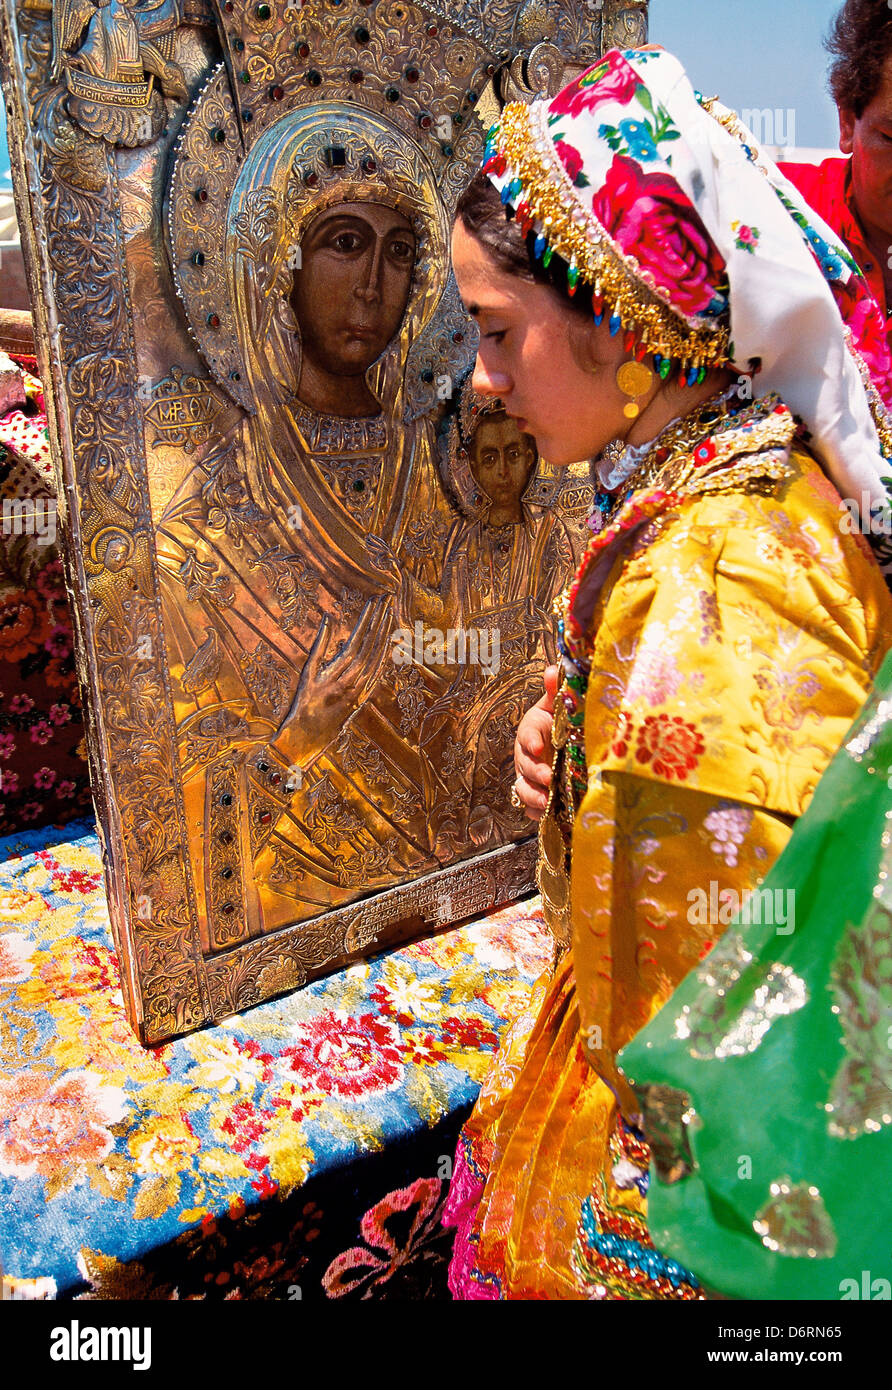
[[0, 816, 552, 1300]]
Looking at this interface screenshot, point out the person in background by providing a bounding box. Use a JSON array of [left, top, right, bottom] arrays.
[[780, 0, 892, 399]]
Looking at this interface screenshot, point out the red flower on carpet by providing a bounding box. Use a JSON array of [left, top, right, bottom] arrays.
[[36, 558, 67, 604], [44, 624, 72, 659], [52, 866, 103, 896], [369, 983, 414, 1029], [220, 1100, 275, 1153], [0, 1070, 127, 1179], [279, 1010, 404, 1101], [45, 656, 72, 689], [399, 1031, 448, 1066], [441, 1015, 500, 1049], [550, 51, 643, 119], [322, 1177, 446, 1298], [634, 714, 705, 781], [0, 592, 51, 663], [592, 155, 726, 317]]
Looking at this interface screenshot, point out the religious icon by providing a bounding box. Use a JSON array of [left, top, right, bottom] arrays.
[[0, 0, 644, 1039]]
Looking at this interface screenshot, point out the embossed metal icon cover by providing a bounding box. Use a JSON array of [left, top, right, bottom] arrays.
[[0, 0, 646, 1041]]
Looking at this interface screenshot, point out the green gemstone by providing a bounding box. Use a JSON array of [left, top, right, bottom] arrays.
[[542, 246, 554, 268], [659, 358, 672, 380]]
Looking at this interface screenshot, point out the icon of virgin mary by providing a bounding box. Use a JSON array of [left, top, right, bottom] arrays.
[[155, 104, 465, 951]]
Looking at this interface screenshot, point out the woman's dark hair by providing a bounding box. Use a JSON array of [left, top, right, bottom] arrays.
[[454, 168, 593, 315], [826, 0, 892, 118]]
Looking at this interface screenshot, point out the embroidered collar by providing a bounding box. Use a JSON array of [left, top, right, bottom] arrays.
[[560, 391, 797, 666]]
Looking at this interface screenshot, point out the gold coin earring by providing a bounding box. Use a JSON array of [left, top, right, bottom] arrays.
[[616, 360, 656, 420]]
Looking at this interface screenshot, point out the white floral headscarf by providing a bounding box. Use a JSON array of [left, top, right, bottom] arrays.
[[483, 48, 892, 525]]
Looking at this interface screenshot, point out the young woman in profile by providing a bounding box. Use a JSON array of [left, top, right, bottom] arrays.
[[442, 48, 892, 1300]]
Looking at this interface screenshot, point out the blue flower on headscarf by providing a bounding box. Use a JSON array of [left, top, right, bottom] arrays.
[[618, 119, 659, 163]]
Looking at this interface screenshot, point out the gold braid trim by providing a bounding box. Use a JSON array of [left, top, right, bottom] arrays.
[[610, 391, 797, 509], [495, 101, 731, 372]]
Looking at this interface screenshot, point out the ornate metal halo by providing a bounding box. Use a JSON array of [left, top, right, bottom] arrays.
[[165, 0, 502, 416]]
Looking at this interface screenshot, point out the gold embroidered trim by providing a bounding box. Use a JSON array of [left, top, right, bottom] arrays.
[[495, 101, 731, 371], [611, 391, 796, 510]]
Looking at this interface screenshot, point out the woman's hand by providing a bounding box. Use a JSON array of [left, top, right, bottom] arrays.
[[271, 597, 395, 766], [513, 664, 558, 822]]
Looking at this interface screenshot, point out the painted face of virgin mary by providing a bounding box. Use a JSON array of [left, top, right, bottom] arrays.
[[290, 202, 416, 402]]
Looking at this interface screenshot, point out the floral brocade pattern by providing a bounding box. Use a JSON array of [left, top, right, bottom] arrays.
[[0, 817, 552, 1299]]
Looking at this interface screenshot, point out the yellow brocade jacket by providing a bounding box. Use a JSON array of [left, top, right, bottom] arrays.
[[452, 393, 892, 1300]]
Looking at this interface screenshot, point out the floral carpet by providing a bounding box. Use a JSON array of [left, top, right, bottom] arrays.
[[0, 815, 552, 1299]]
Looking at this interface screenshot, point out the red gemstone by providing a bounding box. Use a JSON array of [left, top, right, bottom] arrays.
[[270, 84, 284, 100], [258, 810, 272, 825], [624, 330, 635, 353], [591, 294, 603, 315], [635, 342, 648, 362]]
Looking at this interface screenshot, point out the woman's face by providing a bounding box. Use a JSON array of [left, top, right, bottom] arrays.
[[452, 218, 652, 466], [291, 202, 417, 378]]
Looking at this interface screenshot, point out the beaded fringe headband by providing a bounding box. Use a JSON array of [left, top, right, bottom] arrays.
[[483, 99, 731, 386]]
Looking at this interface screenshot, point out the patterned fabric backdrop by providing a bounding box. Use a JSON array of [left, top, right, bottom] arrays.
[[0, 815, 552, 1299], [0, 355, 92, 836]]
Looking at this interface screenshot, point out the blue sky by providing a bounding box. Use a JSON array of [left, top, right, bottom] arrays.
[[0, 0, 844, 193], [651, 0, 843, 150]]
